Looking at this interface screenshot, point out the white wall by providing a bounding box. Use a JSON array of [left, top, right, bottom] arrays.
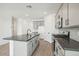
[[0, 16, 34, 45], [22, 19, 34, 34], [17, 18, 34, 35], [70, 29, 79, 42], [0, 5, 13, 45], [44, 14, 56, 43], [16, 18, 23, 35], [0, 15, 11, 45], [39, 14, 58, 43]]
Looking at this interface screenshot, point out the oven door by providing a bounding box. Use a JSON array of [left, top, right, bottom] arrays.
[[54, 39, 65, 56]]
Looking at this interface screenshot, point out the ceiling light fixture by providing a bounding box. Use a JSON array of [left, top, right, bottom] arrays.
[[26, 5, 32, 8]]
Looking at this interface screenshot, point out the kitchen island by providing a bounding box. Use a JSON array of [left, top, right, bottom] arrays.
[[4, 33, 40, 56]]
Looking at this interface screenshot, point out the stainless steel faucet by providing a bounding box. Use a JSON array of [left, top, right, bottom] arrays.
[[27, 29, 31, 36]]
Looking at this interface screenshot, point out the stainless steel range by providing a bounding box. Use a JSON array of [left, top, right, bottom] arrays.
[[53, 31, 70, 56]]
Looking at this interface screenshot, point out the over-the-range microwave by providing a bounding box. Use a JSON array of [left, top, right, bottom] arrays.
[[56, 15, 63, 29]]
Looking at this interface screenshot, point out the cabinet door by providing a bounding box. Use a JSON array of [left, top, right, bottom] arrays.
[[69, 3, 79, 27], [32, 36, 38, 52], [55, 4, 63, 29], [32, 38, 35, 52], [13, 41, 27, 56], [27, 41, 33, 56], [34, 36, 38, 48], [62, 3, 69, 27]]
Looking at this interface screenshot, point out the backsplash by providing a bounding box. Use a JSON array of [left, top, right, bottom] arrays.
[[59, 28, 79, 42], [70, 30, 79, 42], [58, 30, 69, 35]]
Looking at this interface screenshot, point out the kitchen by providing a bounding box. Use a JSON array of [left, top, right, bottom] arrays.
[[0, 3, 79, 56]]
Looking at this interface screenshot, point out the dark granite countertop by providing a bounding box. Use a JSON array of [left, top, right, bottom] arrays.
[[3, 33, 40, 42], [53, 35, 79, 51], [53, 34, 79, 51], [53, 34, 68, 39]]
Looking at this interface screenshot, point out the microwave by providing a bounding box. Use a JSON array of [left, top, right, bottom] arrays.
[[56, 15, 63, 29]]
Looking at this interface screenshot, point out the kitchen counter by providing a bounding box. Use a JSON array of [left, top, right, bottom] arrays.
[[3, 33, 40, 56], [3, 33, 40, 42], [53, 34, 68, 39], [54, 38, 79, 51]]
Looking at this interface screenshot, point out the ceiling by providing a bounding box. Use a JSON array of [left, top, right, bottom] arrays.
[[0, 3, 61, 19]]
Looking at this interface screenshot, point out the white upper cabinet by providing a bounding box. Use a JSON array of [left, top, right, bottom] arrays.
[[69, 3, 79, 27], [55, 4, 63, 29], [62, 3, 69, 28], [56, 3, 79, 29]]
